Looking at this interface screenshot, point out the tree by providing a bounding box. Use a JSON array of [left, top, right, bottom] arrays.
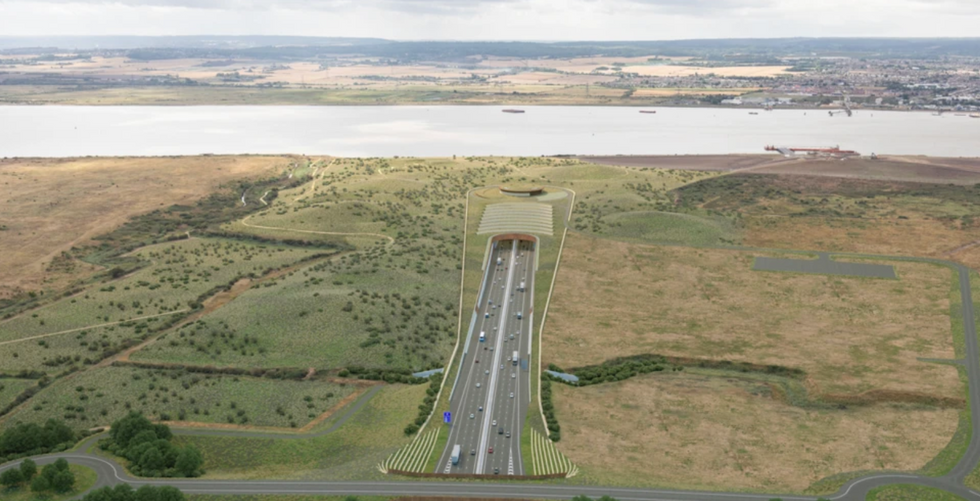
[[135, 485, 161, 501], [174, 446, 203, 477], [156, 486, 185, 501], [0, 467, 24, 487], [30, 473, 49, 493], [20, 458, 37, 481], [51, 469, 75, 493], [110, 412, 158, 449], [52, 458, 69, 472], [139, 446, 165, 474]]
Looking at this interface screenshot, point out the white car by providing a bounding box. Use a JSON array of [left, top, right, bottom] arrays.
[[485, 370, 489, 375], [470, 413, 475, 419], [476, 383, 481, 388], [492, 420, 497, 426], [510, 392, 514, 398], [511, 373, 516, 378]]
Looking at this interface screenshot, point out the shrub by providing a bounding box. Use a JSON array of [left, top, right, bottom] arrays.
[[102, 412, 202, 478], [20, 458, 37, 481], [0, 467, 23, 487], [0, 419, 74, 457]]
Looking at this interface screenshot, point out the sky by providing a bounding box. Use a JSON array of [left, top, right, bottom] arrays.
[[1, 0, 979, 40]]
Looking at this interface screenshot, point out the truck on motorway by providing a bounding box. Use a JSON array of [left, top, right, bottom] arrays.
[[451, 444, 461, 465], [479, 331, 486, 342], [519, 281, 525, 292], [513, 351, 519, 365]]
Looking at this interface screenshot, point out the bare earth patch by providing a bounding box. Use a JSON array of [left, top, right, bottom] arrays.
[[546, 233, 960, 400], [555, 372, 959, 492]]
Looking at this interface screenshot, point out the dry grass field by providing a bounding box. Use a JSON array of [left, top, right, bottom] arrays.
[[545, 233, 961, 400], [622, 65, 791, 77], [580, 154, 778, 171], [0, 155, 298, 297], [555, 372, 959, 492], [750, 156, 980, 185], [631, 87, 764, 97]]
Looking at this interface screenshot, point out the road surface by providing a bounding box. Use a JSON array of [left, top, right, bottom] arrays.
[[435, 239, 534, 475]]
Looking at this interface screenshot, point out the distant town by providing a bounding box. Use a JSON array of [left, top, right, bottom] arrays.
[[1, 37, 979, 109]]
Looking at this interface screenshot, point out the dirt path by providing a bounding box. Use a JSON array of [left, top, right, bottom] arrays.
[[945, 238, 980, 257], [0, 310, 189, 347]]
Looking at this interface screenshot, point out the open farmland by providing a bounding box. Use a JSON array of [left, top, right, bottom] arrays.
[[672, 174, 980, 270], [554, 372, 959, 493], [546, 233, 961, 401], [172, 384, 427, 480], [0, 155, 297, 298], [0, 365, 357, 432], [0, 237, 328, 373]]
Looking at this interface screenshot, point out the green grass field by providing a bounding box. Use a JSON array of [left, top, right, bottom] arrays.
[[866, 484, 966, 501], [0, 464, 97, 501], [0, 238, 326, 373], [172, 384, 426, 480], [1, 366, 356, 431], [0, 378, 37, 409]]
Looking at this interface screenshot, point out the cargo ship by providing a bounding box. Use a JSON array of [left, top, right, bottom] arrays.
[[502, 109, 525, 114]]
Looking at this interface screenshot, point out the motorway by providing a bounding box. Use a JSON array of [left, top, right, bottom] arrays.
[[434, 239, 534, 475], [3, 252, 980, 500]]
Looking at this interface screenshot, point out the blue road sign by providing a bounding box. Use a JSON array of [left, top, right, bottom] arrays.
[[444, 411, 451, 423]]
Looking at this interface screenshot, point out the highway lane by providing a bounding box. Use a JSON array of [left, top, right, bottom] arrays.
[[436, 239, 533, 475]]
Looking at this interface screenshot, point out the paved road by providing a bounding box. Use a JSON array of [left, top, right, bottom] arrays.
[[2, 250, 980, 501], [435, 239, 533, 475]]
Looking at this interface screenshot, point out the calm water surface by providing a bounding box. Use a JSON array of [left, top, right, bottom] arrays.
[[1, 105, 977, 157]]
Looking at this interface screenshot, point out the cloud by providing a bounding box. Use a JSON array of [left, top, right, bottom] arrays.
[[22, 0, 518, 13]]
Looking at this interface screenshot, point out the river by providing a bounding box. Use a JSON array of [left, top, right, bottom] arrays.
[[1, 105, 977, 157]]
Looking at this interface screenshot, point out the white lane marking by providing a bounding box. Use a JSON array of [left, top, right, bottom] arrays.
[[508, 449, 515, 475], [476, 241, 518, 474], [440, 250, 507, 472], [443, 460, 452, 474]]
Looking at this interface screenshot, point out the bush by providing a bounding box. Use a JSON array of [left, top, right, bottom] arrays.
[[404, 373, 442, 436], [0, 467, 23, 487], [20, 458, 37, 481], [102, 412, 202, 478], [30, 474, 50, 493], [0, 419, 75, 458], [540, 377, 561, 441]]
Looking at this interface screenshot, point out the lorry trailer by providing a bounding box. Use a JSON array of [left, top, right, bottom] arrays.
[[451, 444, 461, 465], [513, 351, 519, 365]]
